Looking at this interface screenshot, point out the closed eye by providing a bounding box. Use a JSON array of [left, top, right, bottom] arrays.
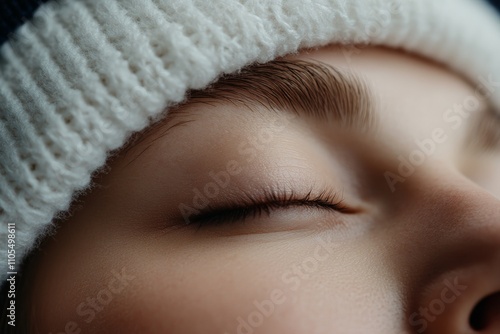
[[185, 188, 354, 229]]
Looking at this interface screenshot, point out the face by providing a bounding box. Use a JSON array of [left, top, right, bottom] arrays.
[[29, 45, 500, 334]]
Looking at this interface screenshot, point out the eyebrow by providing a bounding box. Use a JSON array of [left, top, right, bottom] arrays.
[[188, 59, 378, 131], [122, 59, 378, 162]]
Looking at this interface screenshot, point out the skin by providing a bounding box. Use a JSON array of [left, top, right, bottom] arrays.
[[29, 46, 500, 334]]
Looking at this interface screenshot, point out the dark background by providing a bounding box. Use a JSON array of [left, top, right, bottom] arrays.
[[1, 0, 50, 44], [492, 0, 500, 10]]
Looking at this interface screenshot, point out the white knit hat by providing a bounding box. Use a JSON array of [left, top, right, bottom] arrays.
[[1, 0, 500, 280]]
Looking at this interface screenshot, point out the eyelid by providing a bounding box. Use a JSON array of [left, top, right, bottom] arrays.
[[186, 187, 351, 228]]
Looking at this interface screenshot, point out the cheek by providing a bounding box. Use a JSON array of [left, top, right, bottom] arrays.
[[104, 239, 310, 333], [31, 221, 401, 334], [30, 245, 136, 333], [88, 237, 399, 334]]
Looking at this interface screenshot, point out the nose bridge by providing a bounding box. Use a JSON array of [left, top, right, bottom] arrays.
[[399, 173, 500, 334], [415, 178, 500, 253], [382, 166, 500, 279], [396, 175, 500, 280]]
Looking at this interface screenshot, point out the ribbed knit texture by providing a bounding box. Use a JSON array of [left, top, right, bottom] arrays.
[[1, 0, 500, 280]]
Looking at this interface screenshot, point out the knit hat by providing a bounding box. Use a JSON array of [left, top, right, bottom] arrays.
[[1, 0, 500, 281]]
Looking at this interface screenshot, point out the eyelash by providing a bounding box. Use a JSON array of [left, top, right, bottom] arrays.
[[188, 188, 350, 228]]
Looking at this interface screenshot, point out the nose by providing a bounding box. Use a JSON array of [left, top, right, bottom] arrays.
[[392, 168, 500, 334]]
